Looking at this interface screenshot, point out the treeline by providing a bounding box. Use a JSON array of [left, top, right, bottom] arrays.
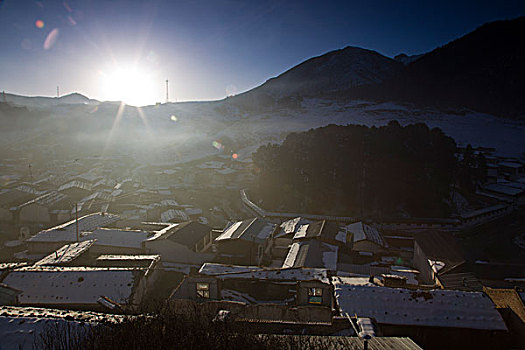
[[251, 121, 461, 218]]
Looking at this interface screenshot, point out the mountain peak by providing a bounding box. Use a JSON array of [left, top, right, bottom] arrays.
[[245, 45, 402, 99]]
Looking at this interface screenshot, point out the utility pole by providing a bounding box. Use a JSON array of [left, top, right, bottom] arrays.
[[165, 79, 169, 103], [57, 86, 59, 98], [75, 203, 79, 241]]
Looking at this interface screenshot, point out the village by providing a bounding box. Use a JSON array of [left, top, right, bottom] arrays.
[[0, 146, 524, 349]]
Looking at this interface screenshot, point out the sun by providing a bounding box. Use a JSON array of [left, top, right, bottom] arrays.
[[100, 65, 157, 106]]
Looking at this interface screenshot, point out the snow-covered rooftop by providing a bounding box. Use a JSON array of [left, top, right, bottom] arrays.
[[96, 254, 160, 261], [344, 222, 387, 248], [3, 266, 144, 306], [88, 228, 150, 249], [161, 209, 189, 222], [198, 263, 329, 283], [58, 180, 92, 192], [332, 276, 507, 330], [27, 213, 120, 243], [276, 217, 311, 238], [34, 240, 95, 266], [215, 218, 276, 244], [282, 240, 338, 271]]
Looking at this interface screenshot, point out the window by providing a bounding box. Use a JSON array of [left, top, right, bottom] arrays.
[[308, 287, 323, 304], [196, 282, 210, 298]]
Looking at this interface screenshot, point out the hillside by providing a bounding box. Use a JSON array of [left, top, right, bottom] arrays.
[[231, 46, 402, 111], [232, 17, 525, 119], [352, 17, 525, 119], [2, 92, 98, 108]]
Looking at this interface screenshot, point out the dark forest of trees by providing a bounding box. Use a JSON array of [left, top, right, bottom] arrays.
[[251, 121, 467, 218]]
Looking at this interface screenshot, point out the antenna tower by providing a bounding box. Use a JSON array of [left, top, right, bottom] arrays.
[[166, 79, 169, 103]]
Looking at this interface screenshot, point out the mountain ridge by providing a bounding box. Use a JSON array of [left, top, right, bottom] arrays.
[[232, 16, 525, 119]]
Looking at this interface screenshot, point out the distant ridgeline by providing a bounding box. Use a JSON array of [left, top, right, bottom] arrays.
[[252, 121, 479, 218]]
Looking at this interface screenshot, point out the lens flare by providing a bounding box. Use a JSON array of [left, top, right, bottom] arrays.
[[35, 20, 44, 29], [212, 140, 224, 151], [43, 28, 59, 50], [63, 1, 73, 12]]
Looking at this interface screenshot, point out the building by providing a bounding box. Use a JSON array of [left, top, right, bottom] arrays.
[[25, 213, 120, 254], [497, 161, 525, 180], [482, 183, 525, 205], [17, 191, 71, 224], [282, 239, 338, 271], [2, 265, 158, 311], [332, 276, 509, 349], [95, 254, 160, 268], [215, 218, 276, 265], [272, 217, 311, 260], [342, 222, 388, 255], [33, 240, 95, 266], [413, 231, 466, 285], [290, 220, 342, 246], [484, 287, 525, 349], [0, 186, 44, 222], [56, 180, 93, 202], [87, 228, 152, 255], [143, 221, 216, 264], [171, 263, 333, 309]]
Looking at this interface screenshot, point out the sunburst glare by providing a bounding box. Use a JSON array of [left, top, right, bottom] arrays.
[[100, 65, 157, 106]]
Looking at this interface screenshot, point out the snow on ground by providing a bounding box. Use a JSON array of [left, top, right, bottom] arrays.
[[5, 97, 522, 167], [142, 98, 524, 163]]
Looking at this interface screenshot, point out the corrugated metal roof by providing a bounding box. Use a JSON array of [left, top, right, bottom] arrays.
[[58, 180, 92, 192], [215, 218, 275, 244], [27, 213, 120, 243], [161, 209, 189, 222], [344, 222, 387, 248], [282, 240, 338, 270], [276, 217, 311, 238], [263, 335, 422, 350], [333, 276, 507, 331]]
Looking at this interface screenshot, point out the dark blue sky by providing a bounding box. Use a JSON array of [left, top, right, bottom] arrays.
[[1, 0, 524, 104]]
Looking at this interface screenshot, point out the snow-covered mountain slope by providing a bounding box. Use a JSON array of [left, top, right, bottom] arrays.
[[135, 98, 524, 163], [1, 96, 523, 167]]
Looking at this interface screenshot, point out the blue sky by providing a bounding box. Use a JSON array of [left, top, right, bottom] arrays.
[[0, 0, 524, 104]]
